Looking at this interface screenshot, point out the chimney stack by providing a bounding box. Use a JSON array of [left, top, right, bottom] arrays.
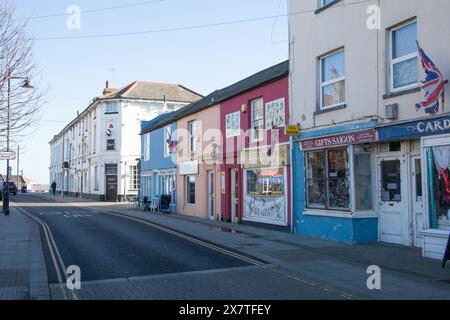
[[103, 80, 116, 95]]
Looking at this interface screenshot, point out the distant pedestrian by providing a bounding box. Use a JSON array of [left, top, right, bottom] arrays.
[[51, 181, 57, 196]]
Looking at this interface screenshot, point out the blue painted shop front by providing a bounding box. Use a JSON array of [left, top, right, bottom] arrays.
[[140, 114, 177, 213], [292, 120, 379, 244]]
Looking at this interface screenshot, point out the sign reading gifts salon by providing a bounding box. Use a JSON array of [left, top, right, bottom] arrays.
[[300, 129, 377, 150], [378, 115, 450, 142]]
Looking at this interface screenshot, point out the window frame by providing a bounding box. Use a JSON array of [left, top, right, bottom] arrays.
[[389, 20, 419, 93], [250, 97, 264, 143], [106, 139, 115, 151], [188, 121, 197, 154], [319, 49, 346, 110], [225, 111, 241, 138], [144, 133, 150, 161], [129, 165, 140, 191], [185, 175, 196, 205]]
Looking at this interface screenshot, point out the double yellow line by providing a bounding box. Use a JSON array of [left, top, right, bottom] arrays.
[[14, 205, 78, 300]]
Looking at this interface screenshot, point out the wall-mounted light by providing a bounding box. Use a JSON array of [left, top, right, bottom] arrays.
[[241, 104, 247, 113]]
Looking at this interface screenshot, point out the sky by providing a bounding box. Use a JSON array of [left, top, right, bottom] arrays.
[[11, 0, 288, 184]]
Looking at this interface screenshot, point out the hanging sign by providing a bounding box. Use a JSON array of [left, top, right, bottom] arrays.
[[284, 124, 300, 136]]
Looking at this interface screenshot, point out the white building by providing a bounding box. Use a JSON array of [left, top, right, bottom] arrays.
[[289, 0, 450, 259], [49, 81, 202, 201]]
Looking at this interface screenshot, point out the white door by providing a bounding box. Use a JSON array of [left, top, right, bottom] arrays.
[[411, 156, 424, 247], [231, 169, 239, 223], [207, 171, 215, 220], [378, 157, 410, 245]]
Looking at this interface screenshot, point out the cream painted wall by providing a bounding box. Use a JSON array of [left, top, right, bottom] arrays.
[[289, 0, 450, 130]]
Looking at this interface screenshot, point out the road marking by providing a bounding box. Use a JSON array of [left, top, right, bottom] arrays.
[[13, 205, 79, 300]]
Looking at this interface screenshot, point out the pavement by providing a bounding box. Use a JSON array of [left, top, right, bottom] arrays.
[[5, 192, 450, 300], [0, 205, 49, 300]]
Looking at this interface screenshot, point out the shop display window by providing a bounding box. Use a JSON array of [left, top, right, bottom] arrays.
[[427, 146, 450, 231], [246, 168, 285, 196]]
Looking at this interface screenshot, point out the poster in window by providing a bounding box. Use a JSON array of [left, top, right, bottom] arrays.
[[226, 112, 241, 138], [265, 98, 286, 129]]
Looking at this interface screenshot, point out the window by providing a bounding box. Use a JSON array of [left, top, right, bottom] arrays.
[[105, 102, 118, 114], [144, 133, 150, 161], [380, 160, 402, 202], [246, 168, 285, 196], [226, 111, 241, 138], [164, 126, 171, 157], [186, 175, 196, 205], [265, 98, 286, 129], [354, 153, 373, 210], [94, 166, 99, 191], [306, 148, 350, 210], [129, 166, 140, 191], [93, 125, 97, 154], [390, 21, 418, 91], [250, 98, 264, 142], [320, 49, 345, 109], [188, 121, 197, 154], [106, 139, 115, 151], [427, 146, 450, 230]]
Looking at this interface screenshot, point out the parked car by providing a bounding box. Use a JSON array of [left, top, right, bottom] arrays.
[[0, 182, 18, 198]]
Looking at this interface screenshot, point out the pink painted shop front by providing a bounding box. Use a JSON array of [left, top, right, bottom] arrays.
[[220, 75, 291, 228]]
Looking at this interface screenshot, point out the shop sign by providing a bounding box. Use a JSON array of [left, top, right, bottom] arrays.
[[243, 194, 287, 226], [157, 168, 176, 176], [241, 144, 290, 169], [284, 124, 300, 136], [300, 129, 377, 150], [179, 160, 199, 175], [378, 115, 450, 142]]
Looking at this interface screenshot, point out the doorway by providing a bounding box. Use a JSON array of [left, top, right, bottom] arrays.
[[231, 169, 239, 223], [378, 157, 410, 245], [411, 156, 424, 247], [207, 171, 215, 220]]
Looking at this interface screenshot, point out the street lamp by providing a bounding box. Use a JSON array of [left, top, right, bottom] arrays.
[[3, 69, 33, 216]]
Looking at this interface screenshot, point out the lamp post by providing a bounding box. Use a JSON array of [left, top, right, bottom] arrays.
[[3, 69, 33, 215]]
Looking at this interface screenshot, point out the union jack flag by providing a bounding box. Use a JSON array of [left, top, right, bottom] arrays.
[[415, 42, 446, 115], [166, 130, 177, 154]]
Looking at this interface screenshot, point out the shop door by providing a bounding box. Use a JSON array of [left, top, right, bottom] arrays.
[[105, 175, 118, 202], [378, 157, 410, 245], [231, 169, 239, 223], [207, 171, 215, 220], [411, 156, 424, 248]]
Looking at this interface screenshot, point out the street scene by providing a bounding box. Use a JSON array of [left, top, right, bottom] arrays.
[[0, 0, 450, 305]]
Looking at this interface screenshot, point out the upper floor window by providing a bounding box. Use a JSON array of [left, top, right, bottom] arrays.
[[390, 21, 418, 92], [320, 49, 345, 110], [105, 102, 118, 114], [144, 133, 150, 161], [250, 97, 264, 142], [226, 111, 241, 138], [106, 139, 115, 151], [188, 121, 197, 154]]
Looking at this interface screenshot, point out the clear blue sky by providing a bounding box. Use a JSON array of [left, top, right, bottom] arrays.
[[12, 0, 288, 184]]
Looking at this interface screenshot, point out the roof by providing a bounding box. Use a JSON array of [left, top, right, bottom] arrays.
[[140, 60, 289, 134], [99, 81, 203, 103], [49, 80, 203, 144], [140, 111, 178, 135]]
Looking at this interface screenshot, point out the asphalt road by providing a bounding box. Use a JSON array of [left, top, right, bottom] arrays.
[[12, 194, 251, 284]]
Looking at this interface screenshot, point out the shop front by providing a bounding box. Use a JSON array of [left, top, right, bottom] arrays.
[[155, 168, 177, 212], [378, 114, 450, 258], [293, 122, 379, 244], [240, 144, 290, 227]]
